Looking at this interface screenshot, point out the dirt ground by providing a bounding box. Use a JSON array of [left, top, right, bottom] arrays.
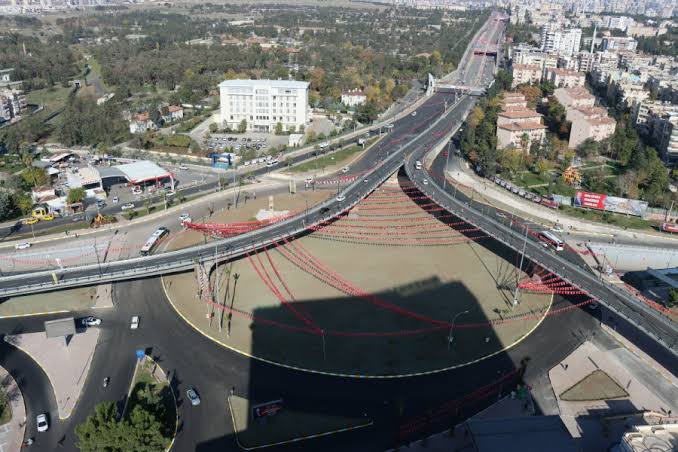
[[164, 177, 553, 376]]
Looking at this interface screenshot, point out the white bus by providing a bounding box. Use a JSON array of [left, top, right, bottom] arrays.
[[140, 227, 169, 256], [537, 230, 564, 251]]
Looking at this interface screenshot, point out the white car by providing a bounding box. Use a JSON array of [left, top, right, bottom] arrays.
[[112, 197, 119, 203], [423, 179, 429, 185], [304, 177, 313, 184], [186, 388, 201, 406], [130, 316, 140, 330], [179, 165, 189, 170], [81, 316, 102, 327], [553, 224, 564, 233], [121, 203, 135, 211], [342, 167, 349, 173], [587, 301, 599, 310], [14, 242, 31, 250], [179, 213, 191, 224], [336, 195, 346, 202], [496, 212, 507, 219], [36, 413, 48, 432], [411, 111, 417, 117]]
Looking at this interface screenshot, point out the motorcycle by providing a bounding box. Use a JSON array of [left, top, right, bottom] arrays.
[[103, 377, 110, 388]]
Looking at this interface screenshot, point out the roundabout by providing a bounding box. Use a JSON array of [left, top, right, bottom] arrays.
[[163, 176, 557, 377]]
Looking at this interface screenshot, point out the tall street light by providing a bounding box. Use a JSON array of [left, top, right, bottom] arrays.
[[448, 310, 470, 349]]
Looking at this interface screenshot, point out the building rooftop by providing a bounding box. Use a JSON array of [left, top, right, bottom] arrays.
[[550, 68, 584, 77], [503, 92, 526, 100], [588, 117, 617, 126], [219, 79, 310, 90], [513, 63, 541, 70], [572, 106, 608, 118], [498, 121, 546, 131], [498, 109, 543, 119], [112, 160, 172, 185], [556, 86, 595, 100], [620, 423, 678, 452], [466, 416, 578, 452]]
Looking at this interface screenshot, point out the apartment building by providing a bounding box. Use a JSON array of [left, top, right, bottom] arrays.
[[0, 88, 26, 122], [496, 106, 546, 151], [219, 79, 310, 133], [569, 113, 616, 149], [500, 92, 528, 111], [652, 114, 678, 163], [546, 68, 586, 88], [541, 26, 582, 57], [512, 45, 558, 75], [554, 87, 596, 109], [566, 106, 608, 123], [633, 100, 678, 128], [341, 89, 367, 108], [511, 64, 542, 88], [601, 36, 638, 51]]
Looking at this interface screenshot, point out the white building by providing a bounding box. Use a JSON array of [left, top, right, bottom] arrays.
[[341, 89, 367, 108], [541, 26, 581, 57], [601, 36, 638, 51], [219, 79, 309, 133]]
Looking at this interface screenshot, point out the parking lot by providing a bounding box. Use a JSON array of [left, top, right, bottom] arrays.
[[207, 133, 287, 155]]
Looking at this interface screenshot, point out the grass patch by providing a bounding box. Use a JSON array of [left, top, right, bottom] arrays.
[[26, 86, 72, 113], [289, 138, 379, 173], [560, 369, 629, 401], [558, 205, 655, 230], [229, 395, 372, 449], [0, 388, 11, 426]]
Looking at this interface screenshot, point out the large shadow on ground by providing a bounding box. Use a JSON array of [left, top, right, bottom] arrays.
[[195, 169, 602, 451]]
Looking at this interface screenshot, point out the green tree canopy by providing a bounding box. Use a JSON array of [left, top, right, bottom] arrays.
[[67, 187, 86, 205]]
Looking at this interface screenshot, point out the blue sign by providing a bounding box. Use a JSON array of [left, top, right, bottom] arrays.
[[135, 349, 145, 360]]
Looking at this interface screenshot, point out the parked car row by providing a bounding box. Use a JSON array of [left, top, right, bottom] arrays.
[[492, 176, 559, 209]]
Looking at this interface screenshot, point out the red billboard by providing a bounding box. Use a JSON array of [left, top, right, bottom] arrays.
[[574, 191, 648, 217]]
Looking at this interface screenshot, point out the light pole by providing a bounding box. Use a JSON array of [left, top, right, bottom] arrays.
[[448, 310, 470, 349]]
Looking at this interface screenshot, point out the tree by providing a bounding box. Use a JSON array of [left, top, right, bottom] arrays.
[[499, 148, 525, 175], [274, 122, 283, 135], [669, 289, 678, 308], [355, 102, 379, 124], [0, 192, 18, 222], [238, 119, 247, 133], [75, 402, 122, 452], [209, 123, 218, 134], [67, 187, 86, 205], [21, 167, 49, 188], [577, 139, 600, 159]]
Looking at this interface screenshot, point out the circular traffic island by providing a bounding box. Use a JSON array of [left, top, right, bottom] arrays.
[[163, 177, 553, 377]]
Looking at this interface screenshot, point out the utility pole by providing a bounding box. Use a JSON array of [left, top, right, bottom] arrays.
[[512, 224, 529, 308]]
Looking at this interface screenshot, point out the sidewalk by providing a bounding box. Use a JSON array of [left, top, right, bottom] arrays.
[[5, 329, 100, 419], [0, 367, 25, 452]]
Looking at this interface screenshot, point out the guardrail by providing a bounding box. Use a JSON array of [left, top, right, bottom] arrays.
[[404, 152, 678, 358]]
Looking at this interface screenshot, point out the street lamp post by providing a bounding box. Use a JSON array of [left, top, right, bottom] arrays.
[[448, 310, 470, 349]]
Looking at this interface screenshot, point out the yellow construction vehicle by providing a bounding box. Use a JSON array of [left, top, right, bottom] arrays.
[[31, 206, 55, 221]]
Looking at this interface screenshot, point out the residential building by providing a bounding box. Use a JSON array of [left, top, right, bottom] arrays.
[[500, 92, 528, 111], [569, 114, 616, 149], [601, 36, 638, 51], [632, 100, 678, 128], [219, 79, 309, 133], [129, 112, 156, 134], [566, 106, 608, 123], [512, 45, 558, 75], [165, 105, 184, 122], [554, 87, 596, 109], [546, 68, 586, 88], [341, 89, 367, 108], [0, 68, 12, 83], [511, 64, 542, 87], [496, 105, 546, 151], [650, 114, 678, 163], [541, 26, 581, 57], [0, 88, 27, 122], [497, 121, 547, 151]]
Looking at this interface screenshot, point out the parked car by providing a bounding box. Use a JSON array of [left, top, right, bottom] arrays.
[[81, 316, 102, 327], [112, 197, 119, 203], [15, 242, 31, 250], [130, 316, 140, 329], [423, 179, 429, 185], [186, 388, 201, 406], [36, 414, 49, 432], [342, 167, 349, 173], [121, 203, 135, 211], [132, 186, 142, 195], [336, 195, 346, 202], [179, 165, 189, 170], [22, 218, 39, 225]]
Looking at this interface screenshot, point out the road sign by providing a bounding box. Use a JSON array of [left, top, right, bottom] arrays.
[[252, 399, 283, 419]]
